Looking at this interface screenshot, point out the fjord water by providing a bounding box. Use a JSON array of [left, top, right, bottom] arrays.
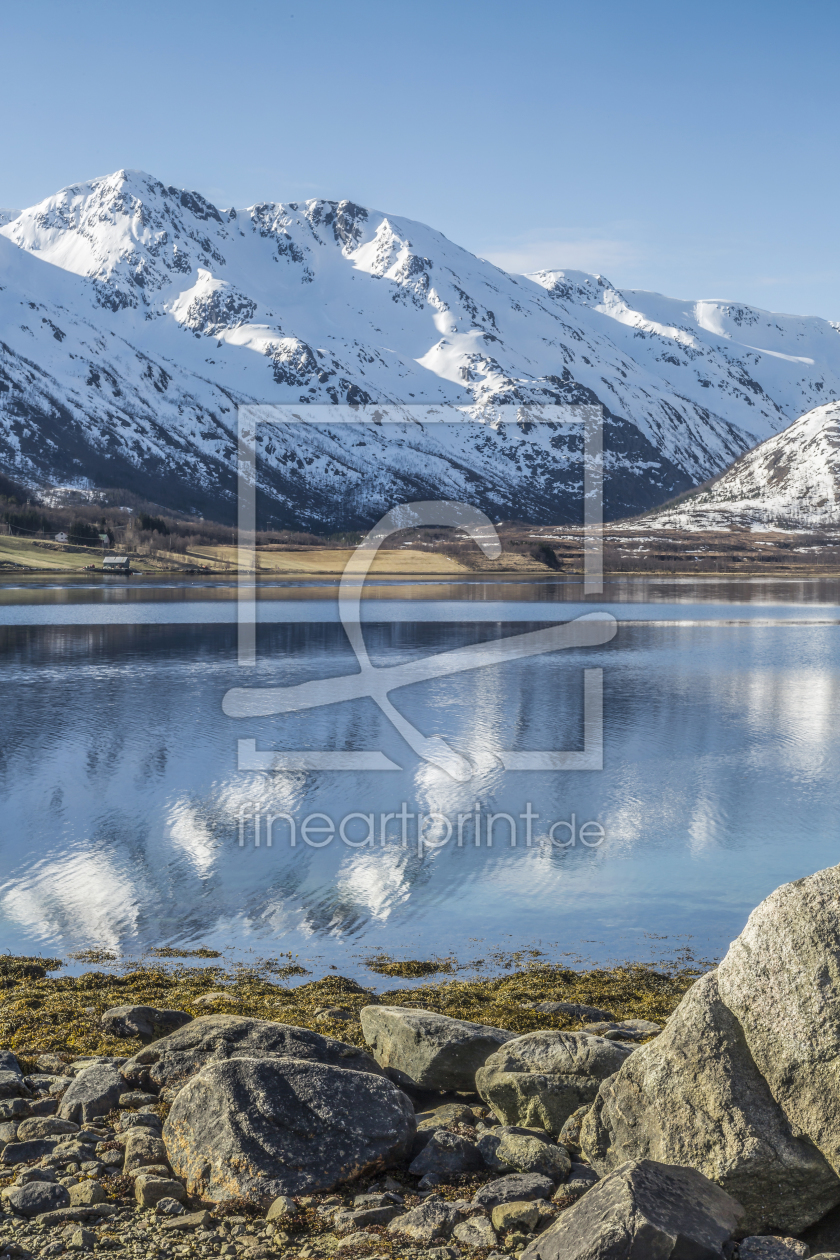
[[1, 575, 839, 974]]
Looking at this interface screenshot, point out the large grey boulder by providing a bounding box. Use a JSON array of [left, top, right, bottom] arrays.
[[101, 1006, 192, 1042], [58, 1063, 124, 1125], [1, 1138, 60, 1164], [716, 864, 840, 1179], [580, 970, 840, 1235], [163, 1055, 414, 1202], [121, 1014, 382, 1091], [521, 1159, 743, 1260], [476, 1030, 632, 1136], [360, 1006, 515, 1091]]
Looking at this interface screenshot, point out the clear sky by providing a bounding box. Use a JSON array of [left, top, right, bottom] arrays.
[[2, 0, 839, 319]]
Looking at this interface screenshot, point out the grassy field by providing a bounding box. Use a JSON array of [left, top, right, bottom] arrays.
[[0, 536, 544, 576], [164, 544, 475, 575], [0, 536, 107, 571]]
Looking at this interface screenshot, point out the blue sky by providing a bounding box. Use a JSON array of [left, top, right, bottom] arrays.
[[2, 0, 839, 318]]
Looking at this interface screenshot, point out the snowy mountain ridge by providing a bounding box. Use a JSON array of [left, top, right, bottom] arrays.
[[640, 400, 840, 530], [1, 169, 840, 526]]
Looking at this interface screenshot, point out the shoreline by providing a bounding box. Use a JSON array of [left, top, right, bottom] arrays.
[[0, 954, 694, 1060]]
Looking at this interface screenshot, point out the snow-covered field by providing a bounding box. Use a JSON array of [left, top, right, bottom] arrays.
[[2, 169, 840, 525]]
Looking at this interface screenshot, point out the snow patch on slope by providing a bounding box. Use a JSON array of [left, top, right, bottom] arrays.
[[642, 401, 840, 529]]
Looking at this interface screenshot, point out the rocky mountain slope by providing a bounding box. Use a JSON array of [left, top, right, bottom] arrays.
[[2, 169, 840, 526], [638, 401, 840, 529]]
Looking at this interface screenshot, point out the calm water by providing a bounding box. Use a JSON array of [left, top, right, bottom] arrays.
[[1, 575, 839, 976]]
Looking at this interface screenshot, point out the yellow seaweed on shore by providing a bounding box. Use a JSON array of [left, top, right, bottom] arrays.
[[0, 953, 701, 1058]]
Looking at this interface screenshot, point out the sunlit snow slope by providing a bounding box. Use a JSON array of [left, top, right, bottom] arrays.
[[2, 170, 839, 526], [640, 401, 840, 529]]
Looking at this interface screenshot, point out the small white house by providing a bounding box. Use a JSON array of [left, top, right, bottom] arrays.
[[54, 532, 68, 543]]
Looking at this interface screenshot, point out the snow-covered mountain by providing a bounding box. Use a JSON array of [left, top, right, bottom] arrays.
[[638, 401, 840, 529], [2, 169, 840, 526]]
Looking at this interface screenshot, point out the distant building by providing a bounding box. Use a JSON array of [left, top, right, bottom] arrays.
[[103, 554, 130, 571], [54, 531, 68, 542]]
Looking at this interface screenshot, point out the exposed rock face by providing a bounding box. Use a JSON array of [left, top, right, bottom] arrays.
[[58, 1063, 125, 1125], [1, 1139, 60, 1164], [476, 1031, 632, 1136], [412, 1102, 478, 1153], [163, 1056, 414, 1202], [581, 1019, 662, 1042], [68, 1181, 107, 1207], [101, 1006, 192, 1042], [580, 971, 840, 1235], [492, 1200, 541, 1233], [579, 864, 840, 1236], [802, 1202, 840, 1254], [521, 1159, 743, 1260], [738, 1239, 809, 1260], [122, 1015, 383, 1091], [360, 1006, 515, 1091], [558, 1105, 591, 1155], [716, 864, 840, 1178]]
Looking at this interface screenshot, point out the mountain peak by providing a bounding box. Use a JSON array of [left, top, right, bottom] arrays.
[[3, 169, 840, 526]]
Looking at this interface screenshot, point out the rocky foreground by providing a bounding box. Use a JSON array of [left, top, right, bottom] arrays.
[[2, 867, 840, 1259]]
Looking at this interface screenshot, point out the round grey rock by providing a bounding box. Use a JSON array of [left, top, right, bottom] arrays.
[[476, 1030, 632, 1137], [163, 1054, 415, 1202], [473, 1173, 556, 1208], [4, 1179, 71, 1216]]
